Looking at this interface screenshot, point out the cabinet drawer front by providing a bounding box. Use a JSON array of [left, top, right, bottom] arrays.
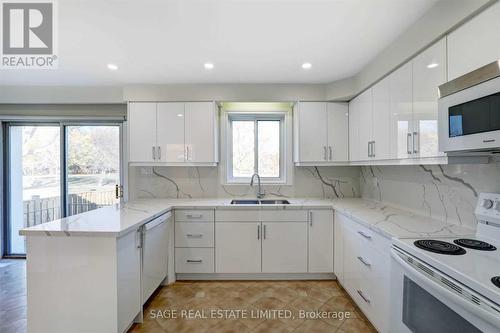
[[175, 222, 214, 248], [175, 210, 214, 222], [175, 248, 214, 273], [216, 210, 260, 222], [260, 210, 308, 222], [342, 215, 390, 253]]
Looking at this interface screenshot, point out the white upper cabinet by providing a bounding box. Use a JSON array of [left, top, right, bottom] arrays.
[[128, 102, 157, 163], [447, 2, 500, 81], [157, 103, 185, 163], [389, 62, 413, 159], [412, 38, 446, 158], [128, 102, 218, 165], [294, 102, 349, 164], [372, 77, 391, 160], [185, 102, 217, 163], [327, 103, 349, 162], [349, 89, 373, 161], [295, 102, 328, 162]]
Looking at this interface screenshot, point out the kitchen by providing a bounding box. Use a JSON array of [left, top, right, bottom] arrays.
[[1, 0, 500, 332]]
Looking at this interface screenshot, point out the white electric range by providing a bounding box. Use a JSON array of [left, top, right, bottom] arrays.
[[390, 193, 500, 333]]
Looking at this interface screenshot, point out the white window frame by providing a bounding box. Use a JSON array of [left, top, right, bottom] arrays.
[[221, 110, 293, 185]]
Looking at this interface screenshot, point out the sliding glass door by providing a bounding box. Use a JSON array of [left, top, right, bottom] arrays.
[[5, 123, 122, 255], [8, 125, 61, 254], [66, 126, 120, 216]]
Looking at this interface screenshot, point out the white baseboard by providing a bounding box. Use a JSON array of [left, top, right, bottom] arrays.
[[176, 273, 336, 280]]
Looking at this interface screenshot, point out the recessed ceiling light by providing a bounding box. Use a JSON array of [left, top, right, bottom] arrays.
[[302, 63, 312, 69], [204, 63, 214, 70], [107, 63, 118, 71], [427, 63, 439, 69]]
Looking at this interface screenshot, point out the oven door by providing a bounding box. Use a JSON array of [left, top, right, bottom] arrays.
[[438, 75, 500, 153], [390, 247, 500, 333]]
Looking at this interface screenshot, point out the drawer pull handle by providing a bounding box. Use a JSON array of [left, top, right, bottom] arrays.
[[186, 234, 203, 238], [357, 256, 372, 268], [357, 231, 372, 240], [357, 290, 371, 304], [186, 214, 203, 219], [186, 259, 203, 263]]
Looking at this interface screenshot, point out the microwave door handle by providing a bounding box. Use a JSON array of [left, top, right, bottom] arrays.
[[391, 249, 500, 328]]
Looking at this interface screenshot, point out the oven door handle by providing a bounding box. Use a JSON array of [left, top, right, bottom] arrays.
[[391, 248, 500, 328]]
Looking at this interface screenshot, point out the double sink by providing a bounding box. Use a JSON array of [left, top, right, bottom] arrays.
[[230, 199, 290, 205]]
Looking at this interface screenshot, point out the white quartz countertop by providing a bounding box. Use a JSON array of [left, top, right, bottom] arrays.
[[20, 197, 475, 239]]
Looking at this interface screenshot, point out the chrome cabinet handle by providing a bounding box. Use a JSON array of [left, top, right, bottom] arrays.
[[186, 234, 203, 238], [329, 146, 332, 160], [413, 132, 418, 154], [483, 139, 495, 143], [367, 142, 370, 158], [186, 214, 203, 219], [257, 225, 260, 240], [357, 290, 371, 304], [323, 146, 327, 160], [372, 141, 375, 158], [263, 225, 267, 240], [407, 133, 412, 155], [357, 256, 372, 268], [136, 229, 142, 249], [157, 146, 161, 159], [309, 211, 313, 227], [152, 146, 156, 160], [357, 231, 372, 240], [186, 259, 203, 263]]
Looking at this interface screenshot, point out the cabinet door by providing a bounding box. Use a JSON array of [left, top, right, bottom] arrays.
[[333, 212, 345, 284], [389, 63, 413, 159], [215, 222, 261, 273], [412, 38, 446, 158], [358, 89, 373, 160], [128, 102, 157, 163], [327, 103, 349, 162], [185, 102, 216, 163], [372, 77, 391, 160], [447, 2, 500, 80], [117, 230, 141, 333], [142, 219, 168, 304], [262, 222, 307, 273], [297, 102, 328, 162], [348, 97, 361, 161], [157, 103, 185, 162], [308, 210, 334, 273]]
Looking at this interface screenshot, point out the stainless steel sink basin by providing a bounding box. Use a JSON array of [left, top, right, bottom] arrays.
[[230, 199, 290, 205], [259, 200, 290, 205], [230, 199, 260, 205]]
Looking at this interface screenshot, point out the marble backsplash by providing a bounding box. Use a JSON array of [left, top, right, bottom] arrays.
[[360, 163, 500, 230], [128, 166, 360, 201]]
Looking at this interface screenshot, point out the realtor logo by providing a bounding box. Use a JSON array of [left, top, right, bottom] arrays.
[[1, 0, 58, 68]]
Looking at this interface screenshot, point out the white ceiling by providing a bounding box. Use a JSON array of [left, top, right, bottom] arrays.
[[0, 0, 438, 86]]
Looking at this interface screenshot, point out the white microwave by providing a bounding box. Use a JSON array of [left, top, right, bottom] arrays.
[[438, 60, 500, 154]]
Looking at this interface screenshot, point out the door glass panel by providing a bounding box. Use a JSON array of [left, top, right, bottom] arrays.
[[66, 126, 120, 216], [8, 125, 61, 254], [402, 276, 481, 333]]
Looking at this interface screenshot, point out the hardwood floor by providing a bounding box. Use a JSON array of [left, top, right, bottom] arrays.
[[0, 259, 376, 333], [0, 259, 27, 333]]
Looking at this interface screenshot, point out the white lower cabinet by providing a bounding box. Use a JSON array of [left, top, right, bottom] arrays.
[[308, 210, 334, 273], [175, 248, 215, 273], [334, 211, 391, 333], [262, 222, 308, 273], [215, 222, 262, 273], [212, 209, 331, 275]]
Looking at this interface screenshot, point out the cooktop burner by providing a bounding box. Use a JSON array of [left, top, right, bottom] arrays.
[[414, 240, 466, 255], [492, 277, 500, 288], [453, 239, 497, 251]]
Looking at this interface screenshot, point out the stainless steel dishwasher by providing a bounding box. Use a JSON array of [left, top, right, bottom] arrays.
[[142, 211, 171, 304]]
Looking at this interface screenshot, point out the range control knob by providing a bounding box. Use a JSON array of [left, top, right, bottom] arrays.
[[482, 199, 494, 209]]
